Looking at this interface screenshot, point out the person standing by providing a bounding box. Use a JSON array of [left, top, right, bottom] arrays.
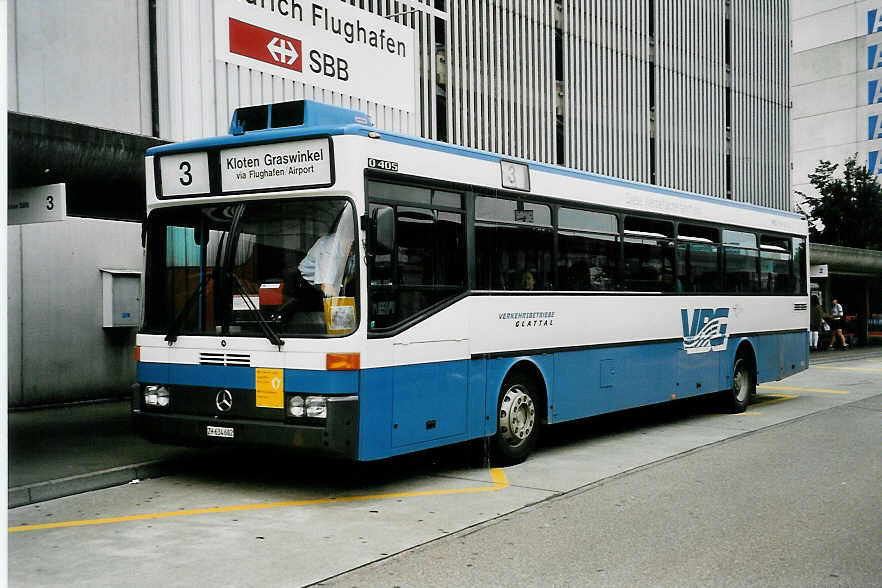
[[809, 295, 825, 351], [830, 298, 849, 349]]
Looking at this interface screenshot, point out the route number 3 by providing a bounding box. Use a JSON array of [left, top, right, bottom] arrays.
[[179, 161, 193, 186], [160, 153, 208, 196], [46, 195, 54, 210]]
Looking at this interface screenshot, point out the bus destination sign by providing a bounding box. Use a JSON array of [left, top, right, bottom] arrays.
[[221, 138, 332, 192], [157, 138, 333, 198]]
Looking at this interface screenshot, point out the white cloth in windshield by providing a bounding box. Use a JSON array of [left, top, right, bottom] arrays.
[[298, 207, 354, 297]]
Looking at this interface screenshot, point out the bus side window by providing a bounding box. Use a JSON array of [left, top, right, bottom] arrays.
[[475, 196, 553, 291], [366, 182, 466, 331], [760, 234, 793, 294], [676, 224, 721, 293], [792, 237, 807, 295], [622, 216, 675, 293], [557, 207, 619, 291], [722, 230, 759, 293]]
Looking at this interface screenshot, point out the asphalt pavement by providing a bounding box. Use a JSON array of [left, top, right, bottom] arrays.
[[7, 399, 198, 507], [319, 393, 882, 587]]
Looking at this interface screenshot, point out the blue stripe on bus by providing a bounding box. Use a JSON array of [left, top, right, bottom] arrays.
[[355, 331, 807, 461], [138, 330, 807, 461], [137, 363, 358, 395]]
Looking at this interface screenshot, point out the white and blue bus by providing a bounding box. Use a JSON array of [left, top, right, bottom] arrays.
[[134, 100, 809, 463]]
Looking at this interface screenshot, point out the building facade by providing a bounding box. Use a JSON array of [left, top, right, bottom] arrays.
[[791, 1, 882, 343], [8, 0, 791, 406], [792, 0, 882, 199]]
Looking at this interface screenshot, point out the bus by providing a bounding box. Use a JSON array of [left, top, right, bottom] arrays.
[[134, 99, 809, 464]]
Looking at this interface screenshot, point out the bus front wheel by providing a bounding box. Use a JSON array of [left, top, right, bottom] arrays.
[[726, 354, 755, 413], [492, 373, 540, 465]]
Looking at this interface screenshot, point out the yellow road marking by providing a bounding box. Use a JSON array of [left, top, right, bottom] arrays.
[[712, 393, 795, 415], [9, 468, 509, 534], [814, 366, 882, 374], [758, 384, 849, 395], [750, 393, 797, 408]]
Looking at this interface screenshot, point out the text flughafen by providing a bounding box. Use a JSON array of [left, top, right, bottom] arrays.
[[243, 0, 408, 57]]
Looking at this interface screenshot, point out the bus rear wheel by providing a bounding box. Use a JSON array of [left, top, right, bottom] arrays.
[[725, 355, 754, 413], [492, 373, 540, 465]]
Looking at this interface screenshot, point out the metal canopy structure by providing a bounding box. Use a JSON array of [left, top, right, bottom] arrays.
[[811, 243, 882, 276], [8, 112, 167, 221]]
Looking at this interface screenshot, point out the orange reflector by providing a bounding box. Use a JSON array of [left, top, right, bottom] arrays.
[[133, 346, 141, 362], [326, 353, 360, 370]]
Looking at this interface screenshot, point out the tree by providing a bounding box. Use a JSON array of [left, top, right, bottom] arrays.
[[798, 156, 882, 250]]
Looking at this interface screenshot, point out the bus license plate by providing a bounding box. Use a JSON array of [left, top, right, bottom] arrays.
[[206, 426, 234, 439]]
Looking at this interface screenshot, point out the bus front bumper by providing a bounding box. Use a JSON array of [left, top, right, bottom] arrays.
[[133, 398, 359, 459]]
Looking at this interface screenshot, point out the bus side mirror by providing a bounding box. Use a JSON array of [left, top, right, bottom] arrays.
[[371, 206, 395, 255]]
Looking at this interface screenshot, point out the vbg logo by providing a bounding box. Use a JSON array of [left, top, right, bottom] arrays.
[[681, 308, 729, 354]]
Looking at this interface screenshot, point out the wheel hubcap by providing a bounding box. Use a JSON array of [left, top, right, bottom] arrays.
[[499, 385, 535, 447], [733, 361, 749, 403]]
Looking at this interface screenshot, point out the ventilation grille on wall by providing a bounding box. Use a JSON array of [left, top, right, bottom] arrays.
[[199, 352, 251, 367], [793, 303, 808, 311]]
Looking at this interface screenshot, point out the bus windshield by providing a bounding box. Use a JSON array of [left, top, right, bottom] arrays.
[[143, 198, 358, 338]]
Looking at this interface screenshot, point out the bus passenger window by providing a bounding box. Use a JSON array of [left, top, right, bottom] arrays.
[[397, 207, 435, 286], [623, 217, 675, 292], [475, 196, 553, 291], [759, 235, 792, 294], [792, 237, 807, 295], [722, 230, 759, 293], [557, 207, 619, 291], [676, 224, 721, 293]]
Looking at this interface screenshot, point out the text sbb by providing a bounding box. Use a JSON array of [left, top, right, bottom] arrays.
[[309, 50, 349, 81]]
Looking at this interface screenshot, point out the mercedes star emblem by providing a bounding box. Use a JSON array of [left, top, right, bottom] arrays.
[[215, 389, 233, 412]]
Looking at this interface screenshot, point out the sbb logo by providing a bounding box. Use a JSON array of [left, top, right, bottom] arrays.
[[309, 50, 349, 81]]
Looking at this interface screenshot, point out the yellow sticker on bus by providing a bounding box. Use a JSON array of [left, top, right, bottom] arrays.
[[255, 368, 284, 408]]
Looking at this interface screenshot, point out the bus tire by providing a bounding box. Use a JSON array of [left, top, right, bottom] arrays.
[[726, 353, 755, 413], [491, 372, 540, 465]]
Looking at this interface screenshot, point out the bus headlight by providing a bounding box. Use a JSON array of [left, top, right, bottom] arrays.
[[288, 395, 304, 417], [305, 396, 327, 419], [144, 385, 170, 408]]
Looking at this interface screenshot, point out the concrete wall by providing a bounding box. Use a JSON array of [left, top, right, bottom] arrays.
[[7, 219, 143, 407], [7, 0, 151, 405], [791, 1, 882, 207], [7, 0, 152, 134]]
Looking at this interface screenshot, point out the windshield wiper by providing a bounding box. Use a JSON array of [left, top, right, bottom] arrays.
[[228, 272, 285, 350], [165, 272, 214, 344]]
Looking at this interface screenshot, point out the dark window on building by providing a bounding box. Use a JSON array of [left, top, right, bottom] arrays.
[[367, 182, 465, 331], [723, 229, 759, 292], [558, 208, 619, 291], [475, 196, 553, 290], [676, 224, 721, 293], [623, 216, 675, 292]]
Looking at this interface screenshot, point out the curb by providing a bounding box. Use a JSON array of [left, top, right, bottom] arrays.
[[8, 456, 196, 509]]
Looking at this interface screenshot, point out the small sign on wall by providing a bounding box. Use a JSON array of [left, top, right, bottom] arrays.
[[8, 183, 66, 225], [810, 264, 829, 278]]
